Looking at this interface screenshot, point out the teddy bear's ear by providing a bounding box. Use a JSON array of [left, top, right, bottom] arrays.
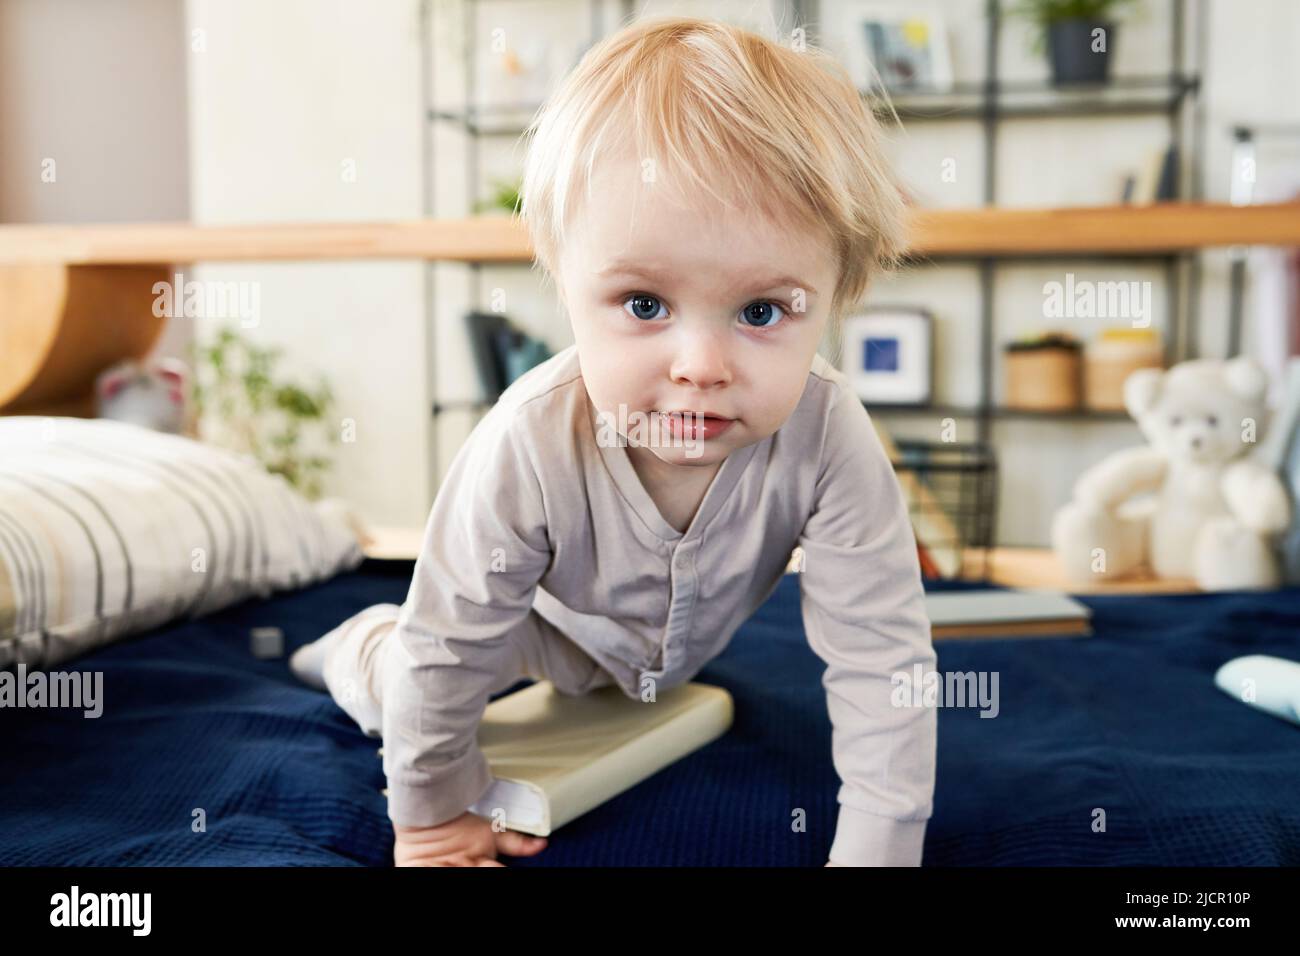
[[95, 359, 141, 399], [1123, 367, 1164, 419], [1222, 355, 1269, 403]]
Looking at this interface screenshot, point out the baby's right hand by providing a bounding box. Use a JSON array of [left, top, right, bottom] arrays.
[[393, 812, 549, 867]]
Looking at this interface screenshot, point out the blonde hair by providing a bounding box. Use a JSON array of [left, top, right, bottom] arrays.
[[518, 15, 909, 329]]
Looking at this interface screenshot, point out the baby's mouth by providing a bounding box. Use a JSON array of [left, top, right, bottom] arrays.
[[653, 410, 735, 422], [652, 410, 737, 443]]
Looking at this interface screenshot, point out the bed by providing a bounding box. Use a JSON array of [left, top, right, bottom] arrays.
[[4, 556, 1299, 867]]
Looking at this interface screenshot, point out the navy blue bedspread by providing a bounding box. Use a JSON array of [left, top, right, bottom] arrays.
[[3, 559, 1299, 866]]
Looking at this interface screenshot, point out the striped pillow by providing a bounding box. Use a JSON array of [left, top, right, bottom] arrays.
[[0, 416, 365, 668]]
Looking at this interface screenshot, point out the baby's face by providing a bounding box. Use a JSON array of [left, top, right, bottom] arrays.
[[557, 148, 837, 472]]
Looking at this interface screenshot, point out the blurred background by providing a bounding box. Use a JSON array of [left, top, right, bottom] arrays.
[[2, 0, 1298, 553]]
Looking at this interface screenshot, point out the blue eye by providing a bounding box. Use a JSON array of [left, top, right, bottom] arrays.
[[740, 301, 788, 330], [620, 295, 790, 329], [623, 294, 666, 321]]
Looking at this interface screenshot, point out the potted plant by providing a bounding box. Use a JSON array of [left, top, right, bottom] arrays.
[[1010, 0, 1139, 86], [472, 176, 523, 216], [189, 325, 338, 500]]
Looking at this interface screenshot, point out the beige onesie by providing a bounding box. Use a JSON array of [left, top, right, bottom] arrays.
[[323, 343, 937, 866]]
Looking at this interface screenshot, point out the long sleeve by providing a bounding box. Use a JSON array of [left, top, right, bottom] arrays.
[[796, 387, 937, 866], [381, 413, 553, 828]]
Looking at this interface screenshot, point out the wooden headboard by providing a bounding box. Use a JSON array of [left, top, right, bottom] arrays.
[[0, 264, 169, 417]]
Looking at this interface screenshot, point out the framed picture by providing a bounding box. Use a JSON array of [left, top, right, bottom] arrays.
[[841, 308, 934, 405], [823, 4, 953, 92]]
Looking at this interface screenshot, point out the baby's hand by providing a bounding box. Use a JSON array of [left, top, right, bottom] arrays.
[[393, 812, 548, 867]]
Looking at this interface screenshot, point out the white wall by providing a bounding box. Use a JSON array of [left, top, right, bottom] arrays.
[[185, 0, 431, 528], [0, 0, 190, 224]]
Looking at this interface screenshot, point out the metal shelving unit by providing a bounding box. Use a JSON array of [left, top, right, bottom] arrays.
[[424, 0, 633, 480], [1225, 122, 1300, 357], [424, 0, 1209, 469], [857, 0, 1207, 445]]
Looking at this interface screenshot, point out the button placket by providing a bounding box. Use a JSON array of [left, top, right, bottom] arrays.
[[658, 540, 700, 679]]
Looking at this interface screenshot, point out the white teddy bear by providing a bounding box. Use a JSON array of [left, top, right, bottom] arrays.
[[1051, 356, 1292, 591]]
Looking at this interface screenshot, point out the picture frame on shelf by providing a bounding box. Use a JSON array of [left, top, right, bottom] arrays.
[[824, 4, 954, 92], [841, 307, 935, 406]]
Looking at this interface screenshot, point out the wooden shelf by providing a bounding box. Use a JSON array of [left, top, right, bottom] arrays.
[[962, 547, 1200, 594], [0, 217, 530, 265], [1, 203, 1298, 266], [870, 403, 1135, 422], [907, 202, 1300, 256]]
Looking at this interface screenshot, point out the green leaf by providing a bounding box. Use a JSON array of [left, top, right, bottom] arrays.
[[188, 325, 337, 497]]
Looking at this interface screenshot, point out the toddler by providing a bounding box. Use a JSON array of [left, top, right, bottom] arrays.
[[291, 15, 936, 867]]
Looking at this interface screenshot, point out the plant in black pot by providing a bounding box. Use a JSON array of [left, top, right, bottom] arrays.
[[1011, 0, 1139, 86]]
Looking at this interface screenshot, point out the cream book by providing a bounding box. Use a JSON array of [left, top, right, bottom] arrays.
[[384, 680, 734, 837]]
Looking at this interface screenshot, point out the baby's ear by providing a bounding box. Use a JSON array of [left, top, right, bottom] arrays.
[[1222, 355, 1269, 403], [1124, 367, 1164, 420]]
